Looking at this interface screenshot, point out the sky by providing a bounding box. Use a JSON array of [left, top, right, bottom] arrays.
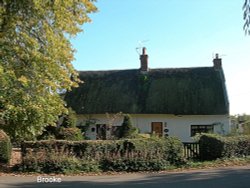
[[71, 0, 250, 115]]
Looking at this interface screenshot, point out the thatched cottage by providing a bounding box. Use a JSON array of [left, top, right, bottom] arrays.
[[65, 48, 230, 142]]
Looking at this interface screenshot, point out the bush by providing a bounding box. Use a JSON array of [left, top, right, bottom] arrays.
[[60, 108, 77, 128], [199, 134, 224, 160], [119, 114, 138, 139], [37, 125, 57, 140], [22, 150, 99, 173], [0, 129, 12, 164], [37, 108, 79, 141], [21, 137, 184, 172], [199, 134, 250, 161], [56, 108, 83, 141], [57, 127, 83, 141], [223, 136, 250, 157]]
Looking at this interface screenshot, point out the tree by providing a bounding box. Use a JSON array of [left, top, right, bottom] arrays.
[[37, 107, 79, 140], [243, 0, 250, 35], [230, 114, 250, 135], [119, 114, 138, 139], [0, 0, 97, 140]]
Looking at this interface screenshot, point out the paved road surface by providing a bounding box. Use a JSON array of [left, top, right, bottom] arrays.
[[0, 166, 250, 188]]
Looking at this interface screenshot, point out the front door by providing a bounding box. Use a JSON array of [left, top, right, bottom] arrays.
[[151, 122, 163, 137]]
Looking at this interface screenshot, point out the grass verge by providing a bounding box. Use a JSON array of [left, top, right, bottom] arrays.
[[1, 157, 250, 176]]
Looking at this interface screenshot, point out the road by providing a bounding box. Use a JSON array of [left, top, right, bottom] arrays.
[[0, 165, 250, 188]]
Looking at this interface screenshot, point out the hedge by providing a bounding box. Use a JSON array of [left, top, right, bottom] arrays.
[[21, 137, 184, 173], [199, 134, 250, 161], [0, 129, 12, 164]]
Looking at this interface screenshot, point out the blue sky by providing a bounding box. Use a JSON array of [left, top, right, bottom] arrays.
[[71, 0, 250, 115]]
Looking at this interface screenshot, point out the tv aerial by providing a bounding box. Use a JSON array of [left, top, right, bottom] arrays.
[[136, 40, 149, 55], [212, 52, 227, 59]]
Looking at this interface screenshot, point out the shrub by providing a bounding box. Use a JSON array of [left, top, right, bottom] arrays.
[[37, 108, 79, 140], [163, 137, 184, 164], [60, 108, 77, 128], [0, 129, 12, 164], [22, 150, 99, 173], [119, 114, 138, 139], [199, 134, 250, 161], [223, 135, 250, 157], [57, 127, 83, 141], [55, 108, 83, 141], [37, 125, 57, 140], [199, 134, 224, 160]]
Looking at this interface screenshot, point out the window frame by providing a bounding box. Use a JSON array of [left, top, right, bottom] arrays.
[[190, 124, 214, 137]]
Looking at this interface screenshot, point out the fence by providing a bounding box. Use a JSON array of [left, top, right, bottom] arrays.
[[183, 142, 200, 160]]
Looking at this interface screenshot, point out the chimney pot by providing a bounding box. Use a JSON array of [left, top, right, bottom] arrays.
[[213, 53, 222, 69], [140, 47, 148, 72]]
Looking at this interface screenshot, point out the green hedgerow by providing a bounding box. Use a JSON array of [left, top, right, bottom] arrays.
[[0, 129, 12, 164]]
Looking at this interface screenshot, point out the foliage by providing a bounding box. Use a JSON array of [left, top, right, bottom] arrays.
[[230, 114, 250, 135], [243, 0, 250, 35], [22, 149, 99, 173], [101, 159, 171, 172], [56, 108, 83, 141], [199, 133, 250, 161], [60, 108, 78, 128], [36, 125, 57, 140], [184, 157, 250, 169], [0, 0, 97, 141], [105, 112, 123, 139], [137, 133, 151, 138], [239, 114, 250, 135], [0, 129, 12, 164], [119, 114, 138, 139], [57, 127, 83, 141], [37, 108, 82, 140], [199, 134, 224, 160], [20, 137, 184, 172]]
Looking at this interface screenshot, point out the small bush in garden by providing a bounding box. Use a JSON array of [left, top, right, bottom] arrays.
[[0, 129, 12, 164], [57, 127, 83, 141], [199, 133, 250, 161], [222, 135, 250, 158], [37, 108, 80, 140], [60, 108, 77, 128], [37, 125, 57, 140], [199, 134, 224, 160], [55, 108, 83, 141], [163, 137, 184, 165], [119, 114, 138, 139]]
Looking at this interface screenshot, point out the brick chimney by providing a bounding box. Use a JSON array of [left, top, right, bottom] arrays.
[[140, 47, 148, 72], [213, 53, 222, 69]]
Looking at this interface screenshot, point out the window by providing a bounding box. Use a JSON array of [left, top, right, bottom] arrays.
[[191, 125, 214, 137]]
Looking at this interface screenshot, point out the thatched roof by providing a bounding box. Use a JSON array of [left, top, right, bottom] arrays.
[[65, 67, 229, 115]]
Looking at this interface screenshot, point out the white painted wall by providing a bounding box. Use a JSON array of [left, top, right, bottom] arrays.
[[77, 114, 230, 142]]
